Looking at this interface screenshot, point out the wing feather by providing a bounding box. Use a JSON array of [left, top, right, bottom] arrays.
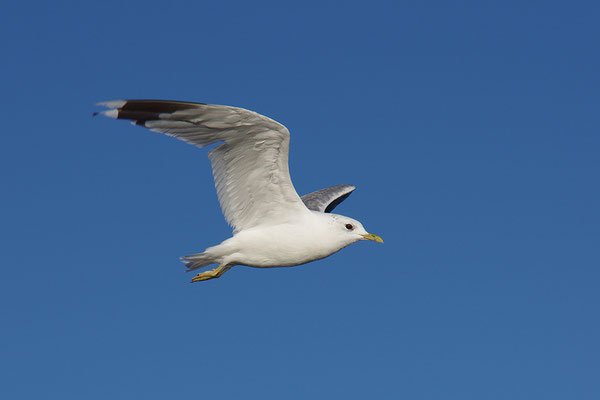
[[97, 100, 310, 232], [301, 184, 356, 213]]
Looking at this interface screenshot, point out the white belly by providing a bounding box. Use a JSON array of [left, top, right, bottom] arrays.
[[221, 222, 348, 268]]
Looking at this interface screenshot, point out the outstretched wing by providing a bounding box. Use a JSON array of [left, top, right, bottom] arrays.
[[301, 184, 355, 213], [96, 100, 310, 232]]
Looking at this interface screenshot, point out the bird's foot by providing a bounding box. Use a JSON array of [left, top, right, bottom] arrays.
[[190, 264, 231, 283], [191, 270, 218, 282]]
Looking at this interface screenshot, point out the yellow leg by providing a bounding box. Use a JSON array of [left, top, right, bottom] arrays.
[[191, 264, 233, 283]]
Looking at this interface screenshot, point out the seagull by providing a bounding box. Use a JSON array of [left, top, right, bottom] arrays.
[[96, 100, 383, 282]]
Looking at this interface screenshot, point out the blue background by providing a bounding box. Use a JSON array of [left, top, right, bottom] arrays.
[[1, 1, 599, 398]]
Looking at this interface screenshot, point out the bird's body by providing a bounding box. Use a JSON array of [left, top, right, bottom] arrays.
[[96, 99, 382, 282], [197, 211, 364, 268]]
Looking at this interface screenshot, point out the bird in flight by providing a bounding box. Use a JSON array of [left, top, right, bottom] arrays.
[[96, 100, 383, 282]]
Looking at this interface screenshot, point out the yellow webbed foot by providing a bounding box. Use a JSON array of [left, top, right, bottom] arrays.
[[190, 264, 232, 283]]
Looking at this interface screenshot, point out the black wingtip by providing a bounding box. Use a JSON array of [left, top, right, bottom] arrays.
[[324, 192, 353, 213]]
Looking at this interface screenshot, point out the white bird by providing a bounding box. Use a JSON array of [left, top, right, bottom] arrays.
[[96, 100, 383, 282]]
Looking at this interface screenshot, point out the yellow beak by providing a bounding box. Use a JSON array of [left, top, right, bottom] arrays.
[[361, 233, 384, 243]]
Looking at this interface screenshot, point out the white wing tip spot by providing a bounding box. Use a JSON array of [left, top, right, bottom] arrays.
[[96, 100, 126, 109], [99, 109, 119, 119]]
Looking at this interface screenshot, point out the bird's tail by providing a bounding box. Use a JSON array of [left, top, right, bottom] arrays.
[[180, 252, 217, 272]]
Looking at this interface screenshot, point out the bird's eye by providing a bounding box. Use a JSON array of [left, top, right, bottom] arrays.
[[345, 224, 354, 230]]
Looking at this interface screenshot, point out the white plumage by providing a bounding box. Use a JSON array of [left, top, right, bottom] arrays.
[[96, 100, 383, 282]]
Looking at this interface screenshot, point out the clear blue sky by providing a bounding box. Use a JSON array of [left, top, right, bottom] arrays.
[[1, 1, 599, 399]]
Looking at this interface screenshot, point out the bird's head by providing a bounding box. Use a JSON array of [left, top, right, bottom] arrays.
[[324, 213, 384, 246]]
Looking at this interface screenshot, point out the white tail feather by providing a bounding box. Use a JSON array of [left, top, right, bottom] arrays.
[[180, 253, 217, 272]]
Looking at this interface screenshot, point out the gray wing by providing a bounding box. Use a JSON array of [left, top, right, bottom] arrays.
[[301, 184, 356, 213], [96, 100, 310, 232]]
